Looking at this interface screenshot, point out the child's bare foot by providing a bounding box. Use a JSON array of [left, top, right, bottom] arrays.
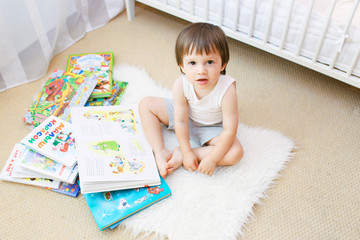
[[198, 157, 217, 175], [154, 149, 172, 178], [166, 147, 183, 175]]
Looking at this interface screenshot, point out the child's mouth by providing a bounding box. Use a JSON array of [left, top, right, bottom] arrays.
[[196, 79, 208, 85]]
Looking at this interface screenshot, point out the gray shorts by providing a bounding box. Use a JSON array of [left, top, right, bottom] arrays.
[[164, 98, 223, 147]]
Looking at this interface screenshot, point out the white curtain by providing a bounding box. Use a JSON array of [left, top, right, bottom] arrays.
[[0, 0, 125, 93]]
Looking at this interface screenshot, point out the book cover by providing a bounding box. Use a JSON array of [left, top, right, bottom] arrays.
[[70, 105, 160, 194], [85, 81, 128, 106], [21, 115, 77, 167], [14, 147, 78, 184], [67, 52, 114, 98], [23, 69, 97, 127], [47, 181, 81, 197], [83, 177, 171, 231], [0, 144, 60, 189]]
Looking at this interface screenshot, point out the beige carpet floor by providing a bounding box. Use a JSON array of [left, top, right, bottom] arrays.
[[1, 3, 359, 239]]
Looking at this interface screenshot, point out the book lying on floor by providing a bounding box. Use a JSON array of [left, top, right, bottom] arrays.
[[85, 81, 128, 106], [23, 69, 97, 127], [83, 177, 171, 231], [70, 105, 161, 193], [12, 147, 78, 184], [0, 144, 60, 189], [21, 115, 77, 167], [67, 52, 114, 98], [46, 181, 81, 197]]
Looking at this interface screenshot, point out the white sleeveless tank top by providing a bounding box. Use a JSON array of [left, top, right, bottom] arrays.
[[182, 74, 235, 125]]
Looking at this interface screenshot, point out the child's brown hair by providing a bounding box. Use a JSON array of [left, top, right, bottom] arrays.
[[175, 22, 229, 75]]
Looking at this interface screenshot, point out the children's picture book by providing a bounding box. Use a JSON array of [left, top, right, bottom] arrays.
[[13, 147, 78, 184], [21, 115, 77, 167], [70, 105, 161, 193], [10, 160, 48, 179], [47, 181, 81, 197], [23, 69, 97, 127], [0, 144, 60, 189], [83, 177, 171, 231], [67, 52, 114, 98], [85, 81, 128, 106]]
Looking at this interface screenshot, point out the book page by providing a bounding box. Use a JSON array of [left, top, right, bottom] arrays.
[[71, 105, 159, 184]]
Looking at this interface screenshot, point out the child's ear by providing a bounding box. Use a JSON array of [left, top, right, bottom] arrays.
[[221, 63, 227, 72], [180, 65, 185, 74]]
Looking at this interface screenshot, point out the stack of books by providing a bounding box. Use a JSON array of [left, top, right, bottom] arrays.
[[1, 52, 171, 230], [71, 103, 171, 230]]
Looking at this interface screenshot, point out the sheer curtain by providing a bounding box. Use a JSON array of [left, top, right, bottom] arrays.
[[0, 0, 125, 93]]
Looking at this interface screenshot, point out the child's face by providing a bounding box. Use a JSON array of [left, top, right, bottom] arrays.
[[180, 49, 225, 95]]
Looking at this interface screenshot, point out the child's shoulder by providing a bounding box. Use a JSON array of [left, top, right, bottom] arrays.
[[172, 76, 184, 92], [219, 75, 236, 89], [173, 76, 183, 85], [219, 74, 235, 82]]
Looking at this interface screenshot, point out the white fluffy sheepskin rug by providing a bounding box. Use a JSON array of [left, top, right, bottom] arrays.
[[114, 64, 295, 240]]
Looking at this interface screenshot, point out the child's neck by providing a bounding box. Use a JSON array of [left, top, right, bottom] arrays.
[[193, 83, 217, 100]]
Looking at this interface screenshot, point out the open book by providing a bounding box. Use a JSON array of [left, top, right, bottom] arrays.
[[70, 105, 160, 193]]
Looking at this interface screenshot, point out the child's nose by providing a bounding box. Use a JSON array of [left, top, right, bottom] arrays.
[[197, 64, 207, 74]]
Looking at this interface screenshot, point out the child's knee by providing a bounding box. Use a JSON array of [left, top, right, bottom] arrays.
[[230, 141, 243, 164], [139, 96, 154, 113], [235, 144, 243, 162]]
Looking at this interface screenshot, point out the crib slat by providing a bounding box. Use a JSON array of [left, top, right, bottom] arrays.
[[279, 0, 295, 50], [264, 0, 275, 43], [347, 46, 360, 76], [248, 0, 257, 37], [312, 0, 336, 63], [218, 0, 225, 26], [296, 0, 315, 56], [330, 0, 360, 69], [205, 0, 209, 21], [233, 0, 241, 32], [190, 0, 194, 15]]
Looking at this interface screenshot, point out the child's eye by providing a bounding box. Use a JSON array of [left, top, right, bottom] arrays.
[[189, 61, 196, 65], [207, 60, 214, 64]]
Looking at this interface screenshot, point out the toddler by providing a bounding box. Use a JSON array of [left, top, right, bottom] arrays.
[[139, 22, 243, 177]]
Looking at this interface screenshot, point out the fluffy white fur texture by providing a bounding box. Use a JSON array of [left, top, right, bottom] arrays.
[[113, 64, 295, 240]]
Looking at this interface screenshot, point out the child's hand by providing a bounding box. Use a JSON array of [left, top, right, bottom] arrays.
[[198, 157, 217, 175], [182, 151, 198, 172]]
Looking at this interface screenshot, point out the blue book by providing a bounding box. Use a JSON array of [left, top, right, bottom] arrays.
[[83, 177, 171, 231], [49, 181, 80, 197]]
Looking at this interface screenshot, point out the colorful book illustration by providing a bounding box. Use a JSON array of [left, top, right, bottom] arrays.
[[13, 147, 78, 184], [85, 81, 128, 106], [67, 52, 114, 98], [23, 69, 97, 127], [83, 177, 171, 231], [70, 105, 161, 194], [47, 182, 80, 197], [0, 144, 60, 189], [21, 116, 77, 167]]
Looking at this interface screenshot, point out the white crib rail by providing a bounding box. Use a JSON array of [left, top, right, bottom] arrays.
[[125, 0, 360, 89]]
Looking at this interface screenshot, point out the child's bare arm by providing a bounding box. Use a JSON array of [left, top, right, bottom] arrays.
[[172, 77, 198, 171], [198, 83, 239, 174]]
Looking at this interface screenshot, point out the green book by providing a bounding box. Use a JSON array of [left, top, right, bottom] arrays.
[[85, 81, 128, 106], [67, 52, 114, 98]]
